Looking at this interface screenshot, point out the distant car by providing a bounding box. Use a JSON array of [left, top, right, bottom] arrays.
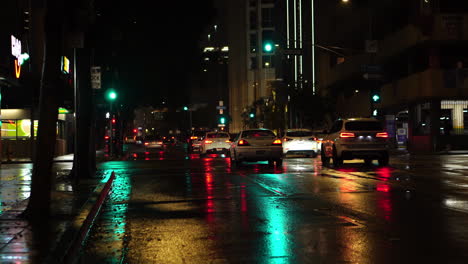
[[135, 136, 144, 145], [124, 136, 136, 144], [200, 131, 231, 155], [188, 130, 210, 152], [229, 128, 283, 167], [281, 128, 319, 157], [144, 135, 164, 150], [163, 136, 176, 145], [321, 118, 390, 167]]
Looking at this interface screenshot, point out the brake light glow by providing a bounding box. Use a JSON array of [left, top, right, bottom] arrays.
[[190, 136, 198, 140], [283, 138, 293, 142], [238, 139, 250, 146], [225, 140, 231, 143], [376, 132, 389, 138], [144, 142, 149, 145], [205, 140, 213, 144], [272, 139, 282, 145], [308, 137, 317, 141], [340, 132, 355, 138]]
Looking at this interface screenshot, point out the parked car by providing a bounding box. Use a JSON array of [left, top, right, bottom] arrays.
[[321, 118, 390, 167], [144, 135, 164, 150], [200, 131, 231, 155], [229, 128, 283, 167], [281, 128, 319, 157]]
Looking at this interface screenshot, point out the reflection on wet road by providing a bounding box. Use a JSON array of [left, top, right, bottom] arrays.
[[93, 144, 468, 263]]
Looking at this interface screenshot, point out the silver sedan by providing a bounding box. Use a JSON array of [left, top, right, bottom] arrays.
[[229, 128, 283, 167]]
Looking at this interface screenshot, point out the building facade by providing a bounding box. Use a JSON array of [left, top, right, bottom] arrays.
[[318, 0, 468, 151]]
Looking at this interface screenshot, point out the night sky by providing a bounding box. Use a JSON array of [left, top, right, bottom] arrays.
[[94, 1, 216, 109]]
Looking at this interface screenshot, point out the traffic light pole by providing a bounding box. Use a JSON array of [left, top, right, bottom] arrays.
[[109, 102, 114, 157]]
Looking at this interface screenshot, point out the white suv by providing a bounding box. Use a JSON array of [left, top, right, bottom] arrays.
[[321, 118, 390, 166]]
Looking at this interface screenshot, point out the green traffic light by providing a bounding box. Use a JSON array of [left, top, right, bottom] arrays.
[[249, 113, 255, 118], [106, 89, 117, 101], [183, 106, 188, 111], [220, 117, 226, 124], [263, 42, 273, 53], [372, 94, 380, 102]]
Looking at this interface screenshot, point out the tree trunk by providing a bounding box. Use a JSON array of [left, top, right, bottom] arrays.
[[25, 0, 64, 219]]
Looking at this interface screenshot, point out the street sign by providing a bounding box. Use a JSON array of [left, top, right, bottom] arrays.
[[91, 66, 101, 89], [283, 48, 302, 55], [363, 73, 384, 80]]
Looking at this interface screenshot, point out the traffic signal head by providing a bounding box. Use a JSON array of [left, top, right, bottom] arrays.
[[183, 106, 188, 111], [249, 112, 255, 118], [133, 129, 137, 133], [111, 118, 116, 124], [220, 117, 226, 124]]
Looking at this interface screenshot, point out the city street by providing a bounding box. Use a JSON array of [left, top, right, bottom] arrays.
[[81, 143, 468, 263]]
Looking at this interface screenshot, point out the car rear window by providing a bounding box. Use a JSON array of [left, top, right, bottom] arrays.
[[207, 133, 229, 138], [286, 131, 314, 137], [243, 130, 275, 138], [345, 121, 383, 131], [193, 131, 206, 137]]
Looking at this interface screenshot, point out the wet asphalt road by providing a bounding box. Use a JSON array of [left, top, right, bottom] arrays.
[[82, 143, 468, 264]]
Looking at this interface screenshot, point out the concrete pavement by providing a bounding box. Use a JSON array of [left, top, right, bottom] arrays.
[[0, 153, 115, 264]]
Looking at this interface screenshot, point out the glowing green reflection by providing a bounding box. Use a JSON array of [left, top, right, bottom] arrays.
[[264, 197, 290, 263]]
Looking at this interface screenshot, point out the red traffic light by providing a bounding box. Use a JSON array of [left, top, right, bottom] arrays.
[[133, 129, 137, 133], [111, 118, 116, 124]]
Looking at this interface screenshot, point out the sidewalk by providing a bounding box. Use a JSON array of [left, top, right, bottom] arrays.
[[0, 153, 115, 264]]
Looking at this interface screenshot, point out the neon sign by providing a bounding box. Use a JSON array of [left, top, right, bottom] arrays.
[[11, 35, 22, 79], [61, 56, 70, 74]]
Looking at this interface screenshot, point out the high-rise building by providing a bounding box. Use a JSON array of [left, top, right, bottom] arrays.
[[227, 0, 279, 132]]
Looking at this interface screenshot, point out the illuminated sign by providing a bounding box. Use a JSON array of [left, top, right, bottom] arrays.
[[61, 56, 70, 74], [58, 107, 70, 114], [11, 35, 22, 79]]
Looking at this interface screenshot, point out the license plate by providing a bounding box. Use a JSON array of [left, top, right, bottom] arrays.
[[256, 150, 266, 155]]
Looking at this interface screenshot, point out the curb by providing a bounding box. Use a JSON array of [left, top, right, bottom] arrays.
[[45, 171, 116, 264]]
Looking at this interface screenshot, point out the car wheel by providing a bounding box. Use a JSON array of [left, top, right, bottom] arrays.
[[321, 147, 330, 167], [333, 147, 343, 167], [378, 153, 389, 166]]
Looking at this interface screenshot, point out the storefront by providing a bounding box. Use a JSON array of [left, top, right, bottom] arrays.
[[1, 109, 69, 159]]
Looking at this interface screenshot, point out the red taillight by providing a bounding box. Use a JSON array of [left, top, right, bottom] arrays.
[[205, 140, 213, 144], [190, 136, 198, 140], [272, 139, 282, 145], [238, 139, 250, 146], [283, 138, 293, 142], [104, 136, 110, 140], [376, 132, 389, 138], [144, 142, 149, 145], [309, 137, 317, 141], [340, 132, 355, 138]]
